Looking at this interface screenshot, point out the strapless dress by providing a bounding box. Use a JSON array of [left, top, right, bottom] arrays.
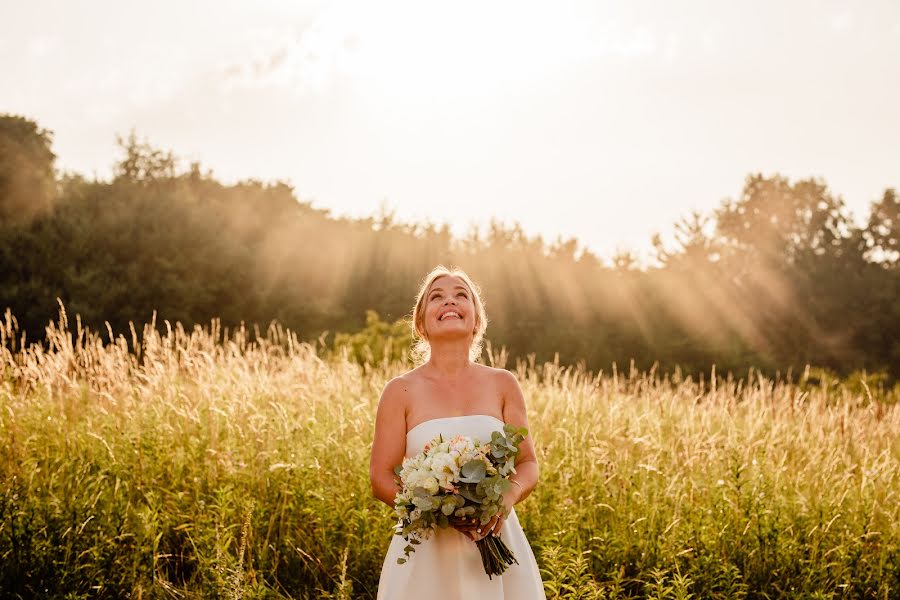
[[375, 414, 546, 599]]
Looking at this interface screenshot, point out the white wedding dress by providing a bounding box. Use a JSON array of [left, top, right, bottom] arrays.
[[376, 414, 546, 599]]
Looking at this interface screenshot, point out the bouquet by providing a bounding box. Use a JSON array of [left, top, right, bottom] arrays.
[[391, 422, 527, 578]]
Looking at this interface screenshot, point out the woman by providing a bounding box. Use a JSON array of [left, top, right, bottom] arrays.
[[370, 265, 546, 599]]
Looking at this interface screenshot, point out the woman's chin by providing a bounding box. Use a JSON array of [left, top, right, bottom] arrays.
[[429, 327, 470, 341], [434, 319, 466, 330]]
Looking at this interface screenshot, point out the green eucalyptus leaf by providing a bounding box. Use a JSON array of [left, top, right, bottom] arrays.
[[459, 486, 483, 503], [460, 459, 486, 482]]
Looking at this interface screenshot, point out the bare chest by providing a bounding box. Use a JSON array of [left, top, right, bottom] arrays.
[[404, 373, 504, 430]]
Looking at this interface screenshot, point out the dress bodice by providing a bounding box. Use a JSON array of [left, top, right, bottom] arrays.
[[405, 414, 505, 458]]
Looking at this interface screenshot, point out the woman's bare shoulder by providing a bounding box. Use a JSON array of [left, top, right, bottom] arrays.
[[476, 363, 516, 382], [381, 367, 424, 401], [471, 364, 518, 406], [392, 365, 425, 385]]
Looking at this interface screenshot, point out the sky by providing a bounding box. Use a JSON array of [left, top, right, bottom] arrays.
[[3, 0, 899, 265]]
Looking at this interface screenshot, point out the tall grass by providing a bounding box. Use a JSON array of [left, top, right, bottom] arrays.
[[1, 302, 898, 598]]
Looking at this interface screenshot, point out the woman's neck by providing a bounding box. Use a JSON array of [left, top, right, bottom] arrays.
[[425, 343, 472, 378]]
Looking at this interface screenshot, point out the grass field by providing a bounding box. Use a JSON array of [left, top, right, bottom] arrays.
[[1, 304, 899, 599]]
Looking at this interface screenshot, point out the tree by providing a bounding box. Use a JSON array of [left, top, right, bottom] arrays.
[[651, 210, 721, 269], [112, 130, 177, 184], [0, 114, 57, 226], [714, 173, 858, 267], [864, 188, 899, 269]]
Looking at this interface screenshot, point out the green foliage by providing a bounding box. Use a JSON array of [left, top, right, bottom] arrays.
[[715, 173, 857, 266], [459, 459, 486, 483], [865, 188, 899, 268], [539, 545, 612, 599], [800, 366, 898, 404], [1, 114, 900, 388], [490, 424, 527, 476], [113, 129, 178, 184], [0, 113, 56, 226], [331, 310, 412, 367], [2, 306, 900, 597]]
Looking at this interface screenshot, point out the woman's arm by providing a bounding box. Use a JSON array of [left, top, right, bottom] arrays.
[[499, 368, 539, 504], [477, 369, 540, 539], [369, 378, 408, 507]]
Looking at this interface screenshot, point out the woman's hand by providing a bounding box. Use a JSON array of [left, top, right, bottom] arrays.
[[472, 487, 519, 541], [448, 515, 481, 541]]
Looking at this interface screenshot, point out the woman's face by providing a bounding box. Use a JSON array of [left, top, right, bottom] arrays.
[[422, 275, 476, 340]]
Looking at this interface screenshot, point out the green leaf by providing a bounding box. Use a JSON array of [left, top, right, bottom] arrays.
[[458, 486, 483, 503], [460, 459, 486, 483]]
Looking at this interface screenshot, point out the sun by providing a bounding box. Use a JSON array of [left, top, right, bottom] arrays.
[[296, 0, 597, 102]]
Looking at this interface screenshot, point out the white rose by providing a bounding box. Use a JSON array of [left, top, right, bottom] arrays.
[[421, 475, 440, 494], [405, 467, 432, 488], [430, 453, 460, 489], [450, 436, 474, 455]]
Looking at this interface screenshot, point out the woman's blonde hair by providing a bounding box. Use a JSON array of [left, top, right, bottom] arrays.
[[410, 265, 488, 365]]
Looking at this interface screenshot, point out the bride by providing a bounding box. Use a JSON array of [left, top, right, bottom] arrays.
[[370, 265, 546, 599]]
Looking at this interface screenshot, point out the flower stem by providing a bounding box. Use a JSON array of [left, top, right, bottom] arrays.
[[474, 534, 518, 578]]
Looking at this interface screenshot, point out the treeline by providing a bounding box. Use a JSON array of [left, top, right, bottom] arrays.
[[1, 113, 898, 382]]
